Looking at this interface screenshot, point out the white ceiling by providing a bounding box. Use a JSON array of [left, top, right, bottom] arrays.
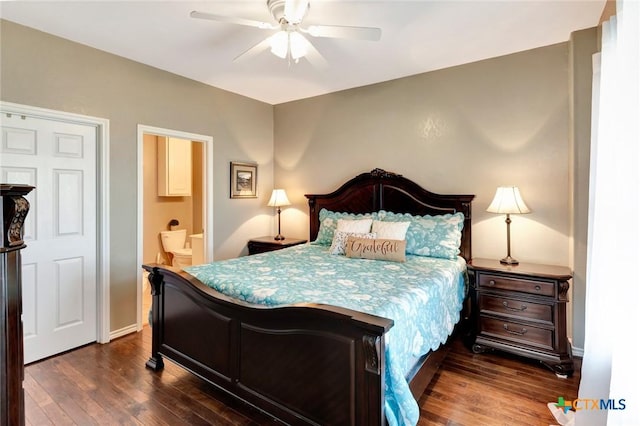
[[1, 1, 605, 105]]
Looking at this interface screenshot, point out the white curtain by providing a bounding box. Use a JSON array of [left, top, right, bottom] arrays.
[[577, 0, 639, 425]]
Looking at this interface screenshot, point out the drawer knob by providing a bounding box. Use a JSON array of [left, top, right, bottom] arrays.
[[488, 280, 496, 286], [535, 285, 541, 291], [503, 324, 527, 335], [502, 301, 527, 312]]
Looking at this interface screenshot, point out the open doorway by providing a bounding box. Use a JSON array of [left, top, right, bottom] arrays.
[[136, 125, 214, 330]]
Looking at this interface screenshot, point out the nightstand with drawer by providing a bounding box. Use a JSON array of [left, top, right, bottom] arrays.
[[247, 236, 307, 255], [467, 258, 574, 377]]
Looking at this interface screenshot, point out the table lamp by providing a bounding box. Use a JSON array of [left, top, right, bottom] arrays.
[[487, 186, 531, 265], [267, 189, 291, 240]]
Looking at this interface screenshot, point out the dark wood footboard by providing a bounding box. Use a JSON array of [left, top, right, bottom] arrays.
[[143, 264, 393, 425]]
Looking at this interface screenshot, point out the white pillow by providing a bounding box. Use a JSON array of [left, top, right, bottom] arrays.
[[329, 231, 377, 255], [336, 218, 373, 234], [371, 220, 410, 240]]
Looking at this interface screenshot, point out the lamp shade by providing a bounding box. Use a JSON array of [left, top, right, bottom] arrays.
[[486, 186, 531, 214], [267, 189, 291, 207]]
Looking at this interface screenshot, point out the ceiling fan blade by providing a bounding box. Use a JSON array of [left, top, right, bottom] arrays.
[[190, 11, 276, 30], [304, 24, 381, 41], [232, 36, 273, 63], [284, 0, 309, 24]]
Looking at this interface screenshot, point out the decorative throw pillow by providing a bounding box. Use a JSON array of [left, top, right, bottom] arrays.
[[312, 209, 378, 246], [377, 210, 465, 259], [329, 231, 376, 255], [371, 220, 410, 240], [345, 237, 407, 263], [336, 218, 373, 234]]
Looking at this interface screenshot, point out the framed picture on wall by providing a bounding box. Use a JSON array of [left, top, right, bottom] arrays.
[[230, 161, 258, 198]]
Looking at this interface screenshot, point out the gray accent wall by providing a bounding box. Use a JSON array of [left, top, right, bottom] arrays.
[[274, 42, 572, 264], [1, 20, 275, 332], [274, 36, 595, 351]]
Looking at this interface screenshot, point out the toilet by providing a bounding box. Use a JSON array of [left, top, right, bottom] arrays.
[[160, 229, 192, 268]]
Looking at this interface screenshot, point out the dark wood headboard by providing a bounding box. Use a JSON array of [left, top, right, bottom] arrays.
[[305, 168, 475, 261]]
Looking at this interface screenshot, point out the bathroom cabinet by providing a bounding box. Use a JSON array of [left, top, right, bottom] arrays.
[[158, 137, 192, 197]]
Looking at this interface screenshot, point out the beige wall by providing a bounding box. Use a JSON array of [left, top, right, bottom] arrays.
[[274, 38, 595, 350], [275, 42, 572, 265], [0, 20, 275, 332], [1, 18, 596, 350], [600, 0, 616, 23]]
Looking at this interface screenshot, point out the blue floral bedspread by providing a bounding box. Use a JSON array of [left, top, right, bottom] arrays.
[[184, 244, 467, 426]]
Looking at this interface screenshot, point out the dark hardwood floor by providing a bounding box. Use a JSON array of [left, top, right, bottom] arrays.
[[24, 327, 580, 425]]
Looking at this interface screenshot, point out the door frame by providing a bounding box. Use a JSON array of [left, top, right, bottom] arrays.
[[136, 125, 214, 331], [0, 101, 111, 344]]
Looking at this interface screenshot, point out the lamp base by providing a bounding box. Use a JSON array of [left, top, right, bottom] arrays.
[[500, 255, 519, 265], [274, 234, 285, 241]]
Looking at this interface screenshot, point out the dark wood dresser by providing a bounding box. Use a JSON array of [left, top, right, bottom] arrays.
[[467, 258, 574, 377], [247, 236, 307, 255], [1, 184, 34, 426]]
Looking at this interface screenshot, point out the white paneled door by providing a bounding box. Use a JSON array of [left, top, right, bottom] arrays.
[[0, 113, 97, 363]]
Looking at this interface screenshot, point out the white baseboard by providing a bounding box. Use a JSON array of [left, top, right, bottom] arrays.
[[568, 337, 584, 357], [109, 324, 138, 341], [572, 345, 584, 357]]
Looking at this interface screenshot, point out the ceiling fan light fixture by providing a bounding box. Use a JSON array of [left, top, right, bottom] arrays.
[[270, 31, 289, 58], [269, 30, 308, 61], [191, 0, 381, 66], [289, 32, 308, 59]]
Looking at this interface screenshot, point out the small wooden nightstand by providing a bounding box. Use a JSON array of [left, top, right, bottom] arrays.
[[467, 258, 574, 377], [247, 236, 307, 255]]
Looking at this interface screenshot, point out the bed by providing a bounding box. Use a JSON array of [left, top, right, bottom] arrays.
[[143, 168, 474, 425]]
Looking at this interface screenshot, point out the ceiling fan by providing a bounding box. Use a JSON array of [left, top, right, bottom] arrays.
[[190, 0, 382, 67]]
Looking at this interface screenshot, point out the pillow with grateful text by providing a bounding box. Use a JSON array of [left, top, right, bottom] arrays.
[[329, 231, 377, 255], [345, 237, 407, 263]]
